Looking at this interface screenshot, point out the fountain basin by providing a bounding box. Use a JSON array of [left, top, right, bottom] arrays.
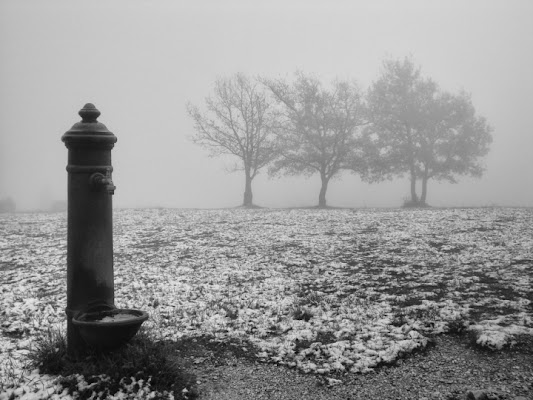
[[72, 308, 148, 350]]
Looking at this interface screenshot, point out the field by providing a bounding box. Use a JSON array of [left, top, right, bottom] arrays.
[[1, 207, 532, 397]]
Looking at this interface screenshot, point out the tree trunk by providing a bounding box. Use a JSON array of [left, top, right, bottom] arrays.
[[420, 166, 429, 205], [243, 172, 253, 207], [420, 178, 428, 205], [410, 167, 418, 204], [318, 175, 329, 208], [407, 131, 418, 205]]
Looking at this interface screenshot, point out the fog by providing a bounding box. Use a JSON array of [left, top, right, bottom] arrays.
[[1, 0, 532, 211]]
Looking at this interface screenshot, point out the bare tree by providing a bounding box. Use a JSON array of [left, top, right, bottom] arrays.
[[187, 74, 279, 207], [262, 73, 367, 207]]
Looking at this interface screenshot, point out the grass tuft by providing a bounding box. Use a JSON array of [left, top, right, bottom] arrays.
[[27, 328, 198, 399], [446, 316, 469, 334], [31, 328, 68, 375], [292, 306, 314, 321]]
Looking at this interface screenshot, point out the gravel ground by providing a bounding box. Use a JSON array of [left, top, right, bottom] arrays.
[[172, 334, 533, 400]]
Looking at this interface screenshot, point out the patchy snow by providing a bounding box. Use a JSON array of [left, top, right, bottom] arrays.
[[1, 207, 532, 396], [468, 314, 533, 350]]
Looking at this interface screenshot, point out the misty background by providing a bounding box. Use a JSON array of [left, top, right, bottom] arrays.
[[1, 0, 532, 211]]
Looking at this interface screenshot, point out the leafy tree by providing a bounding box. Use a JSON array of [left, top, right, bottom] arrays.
[[362, 57, 492, 206], [416, 90, 493, 204], [263, 73, 367, 207], [187, 74, 279, 207]]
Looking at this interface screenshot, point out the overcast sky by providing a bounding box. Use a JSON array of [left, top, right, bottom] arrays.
[[1, 0, 532, 210]]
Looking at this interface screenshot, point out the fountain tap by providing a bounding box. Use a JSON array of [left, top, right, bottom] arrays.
[[90, 171, 116, 195]]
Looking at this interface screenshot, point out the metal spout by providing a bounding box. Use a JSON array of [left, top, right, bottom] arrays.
[[90, 172, 116, 195]]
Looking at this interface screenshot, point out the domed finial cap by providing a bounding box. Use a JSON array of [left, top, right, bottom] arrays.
[[79, 103, 101, 122], [62, 103, 117, 147]]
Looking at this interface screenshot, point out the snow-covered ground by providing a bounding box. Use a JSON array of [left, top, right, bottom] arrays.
[[1, 207, 532, 397]]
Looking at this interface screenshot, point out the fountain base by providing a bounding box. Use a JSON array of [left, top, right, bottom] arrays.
[[72, 308, 148, 350]]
